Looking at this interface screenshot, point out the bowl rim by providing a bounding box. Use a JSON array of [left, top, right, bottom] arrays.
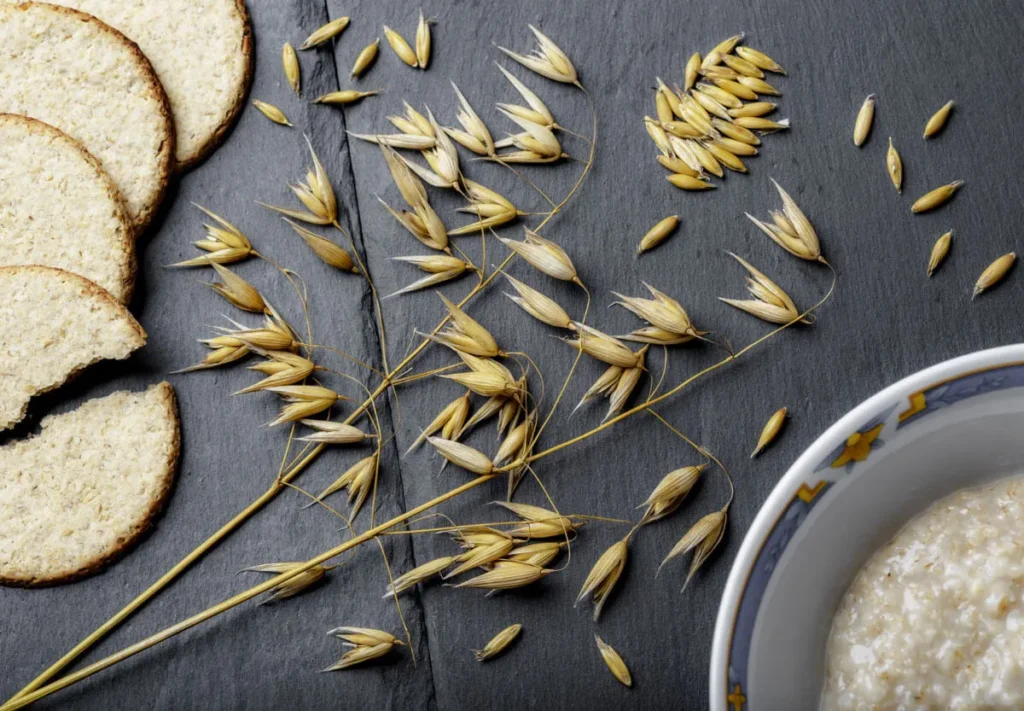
[[708, 343, 1024, 711]]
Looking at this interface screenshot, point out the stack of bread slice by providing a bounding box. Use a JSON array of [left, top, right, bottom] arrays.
[[0, 0, 252, 582]]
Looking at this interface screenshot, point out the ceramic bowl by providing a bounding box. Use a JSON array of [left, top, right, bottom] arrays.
[[709, 344, 1024, 710]]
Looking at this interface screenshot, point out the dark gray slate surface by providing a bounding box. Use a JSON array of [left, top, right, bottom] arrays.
[[2, 0, 1022, 709]]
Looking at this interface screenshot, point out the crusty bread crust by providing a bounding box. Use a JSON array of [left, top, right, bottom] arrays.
[[0, 382, 180, 587], [2, 2, 174, 234], [0, 113, 137, 301], [174, 0, 253, 172], [0, 265, 146, 430]]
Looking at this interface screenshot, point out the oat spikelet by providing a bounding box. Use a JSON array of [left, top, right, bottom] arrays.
[[613, 284, 702, 342], [453, 561, 553, 592], [507, 541, 565, 567], [301, 17, 349, 50], [178, 336, 248, 372], [286, 220, 357, 272], [567, 323, 644, 368], [473, 624, 522, 662], [282, 43, 301, 94], [594, 636, 632, 687], [503, 273, 573, 330], [924, 100, 954, 139], [853, 94, 875, 147], [638, 215, 680, 254], [261, 138, 337, 225], [973, 252, 1016, 299], [390, 255, 470, 296], [267, 385, 344, 426], [383, 25, 418, 67], [886, 138, 903, 193], [928, 231, 953, 277], [576, 538, 628, 621], [243, 562, 329, 603], [498, 229, 580, 284], [384, 556, 455, 598], [447, 82, 495, 155], [236, 352, 315, 394], [252, 100, 291, 127], [431, 293, 501, 357], [171, 205, 254, 267], [350, 131, 437, 149], [751, 407, 788, 457], [639, 465, 705, 525], [309, 454, 377, 518], [406, 392, 470, 452], [911, 181, 963, 214], [324, 626, 401, 672], [427, 436, 494, 475], [297, 420, 373, 445], [446, 539, 515, 578], [415, 10, 431, 69], [735, 46, 786, 74], [314, 90, 380, 105], [720, 252, 806, 326], [573, 365, 622, 413], [207, 263, 266, 313], [497, 24, 579, 85], [659, 508, 728, 590], [749, 180, 823, 262], [494, 108, 564, 161], [495, 64, 555, 128], [442, 370, 519, 399], [494, 413, 534, 466]]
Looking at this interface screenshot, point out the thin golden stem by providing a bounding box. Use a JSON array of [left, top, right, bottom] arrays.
[[531, 283, 590, 446], [0, 476, 497, 711], [334, 220, 391, 377], [8, 86, 603, 704], [300, 343, 383, 377]]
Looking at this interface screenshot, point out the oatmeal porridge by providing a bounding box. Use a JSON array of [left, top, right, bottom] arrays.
[[822, 476, 1024, 710]]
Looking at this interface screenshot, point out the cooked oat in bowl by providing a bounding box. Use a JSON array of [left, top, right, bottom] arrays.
[[822, 476, 1024, 710]]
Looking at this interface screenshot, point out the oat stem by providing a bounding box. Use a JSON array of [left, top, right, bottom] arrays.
[[7, 83, 601, 705], [0, 476, 497, 711]]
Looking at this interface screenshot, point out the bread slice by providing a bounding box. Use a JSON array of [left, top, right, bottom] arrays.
[[0, 266, 146, 431], [0, 2, 174, 232], [43, 0, 254, 171], [0, 114, 135, 302], [0, 382, 180, 586]]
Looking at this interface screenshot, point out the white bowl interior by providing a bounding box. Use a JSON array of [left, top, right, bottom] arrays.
[[745, 390, 1024, 709]]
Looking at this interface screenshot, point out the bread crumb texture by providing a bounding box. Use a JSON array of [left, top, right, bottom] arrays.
[[46, 0, 253, 168], [0, 2, 173, 228], [0, 266, 145, 430], [0, 115, 134, 301], [0, 382, 179, 585]]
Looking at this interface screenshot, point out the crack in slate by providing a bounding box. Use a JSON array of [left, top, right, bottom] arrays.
[[312, 1, 440, 708]]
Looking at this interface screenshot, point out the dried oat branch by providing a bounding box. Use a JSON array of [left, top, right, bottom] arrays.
[[11, 78, 600, 706]]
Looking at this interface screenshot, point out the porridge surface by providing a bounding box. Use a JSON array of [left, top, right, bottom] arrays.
[[822, 477, 1024, 710]]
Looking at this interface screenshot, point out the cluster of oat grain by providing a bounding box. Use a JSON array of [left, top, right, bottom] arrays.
[[644, 34, 788, 193]]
